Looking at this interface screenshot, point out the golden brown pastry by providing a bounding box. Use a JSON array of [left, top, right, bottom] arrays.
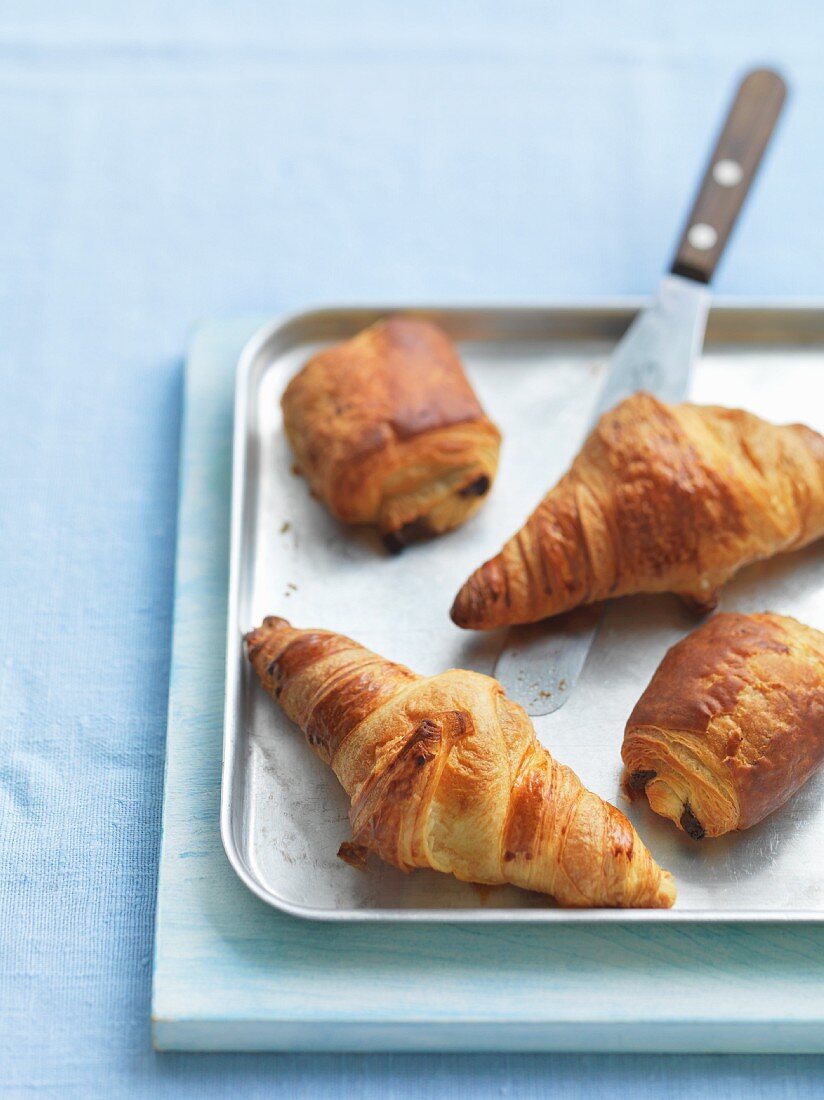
[[451, 391, 824, 629], [246, 616, 676, 908], [622, 612, 824, 839], [282, 318, 500, 551]]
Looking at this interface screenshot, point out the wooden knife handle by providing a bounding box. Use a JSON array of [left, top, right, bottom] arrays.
[[671, 68, 787, 284]]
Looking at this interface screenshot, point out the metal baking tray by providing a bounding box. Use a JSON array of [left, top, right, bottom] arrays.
[[221, 303, 824, 922]]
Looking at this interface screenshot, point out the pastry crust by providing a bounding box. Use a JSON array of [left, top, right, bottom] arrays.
[[282, 318, 500, 550], [451, 391, 824, 629], [622, 612, 824, 838], [246, 616, 676, 908]]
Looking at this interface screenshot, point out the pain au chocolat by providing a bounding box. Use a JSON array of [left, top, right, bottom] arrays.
[[622, 612, 824, 839], [282, 318, 500, 552]]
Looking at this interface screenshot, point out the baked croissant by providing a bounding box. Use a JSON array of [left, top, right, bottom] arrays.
[[282, 318, 501, 552], [623, 612, 824, 839], [451, 392, 824, 629], [246, 616, 676, 908]]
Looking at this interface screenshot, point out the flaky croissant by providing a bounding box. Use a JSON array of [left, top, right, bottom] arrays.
[[246, 616, 675, 908], [623, 612, 824, 839], [282, 318, 500, 552], [451, 392, 824, 629]]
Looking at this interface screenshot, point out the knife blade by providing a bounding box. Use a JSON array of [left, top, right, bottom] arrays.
[[494, 67, 787, 716]]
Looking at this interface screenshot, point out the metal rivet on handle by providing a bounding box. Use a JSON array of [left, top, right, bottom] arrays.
[[687, 223, 718, 250], [713, 158, 744, 187]]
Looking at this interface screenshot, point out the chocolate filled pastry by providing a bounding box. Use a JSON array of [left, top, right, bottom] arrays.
[[281, 318, 500, 552], [246, 616, 676, 908], [451, 392, 824, 629], [622, 612, 824, 839]]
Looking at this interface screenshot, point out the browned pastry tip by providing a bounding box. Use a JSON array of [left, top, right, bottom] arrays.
[[622, 611, 824, 838], [281, 317, 501, 550], [246, 616, 676, 908], [451, 391, 824, 629]]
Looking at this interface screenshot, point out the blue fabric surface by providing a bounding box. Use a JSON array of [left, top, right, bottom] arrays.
[[2, 2, 824, 1096]]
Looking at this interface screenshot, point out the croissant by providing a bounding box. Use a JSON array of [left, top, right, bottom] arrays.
[[451, 391, 824, 629], [281, 318, 500, 552], [623, 612, 824, 839], [246, 616, 675, 908]]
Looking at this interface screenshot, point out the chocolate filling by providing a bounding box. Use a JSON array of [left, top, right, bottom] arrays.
[[383, 517, 434, 555], [680, 802, 706, 840], [458, 474, 490, 498], [629, 769, 657, 794]]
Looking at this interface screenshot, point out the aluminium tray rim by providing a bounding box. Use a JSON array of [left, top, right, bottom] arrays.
[[221, 299, 824, 923]]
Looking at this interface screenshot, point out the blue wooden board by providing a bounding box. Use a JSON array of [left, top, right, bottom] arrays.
[[152, 318, 824, 1053]]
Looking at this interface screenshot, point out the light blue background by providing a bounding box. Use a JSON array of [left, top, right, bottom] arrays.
[[2, 2, 824, 1096]]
